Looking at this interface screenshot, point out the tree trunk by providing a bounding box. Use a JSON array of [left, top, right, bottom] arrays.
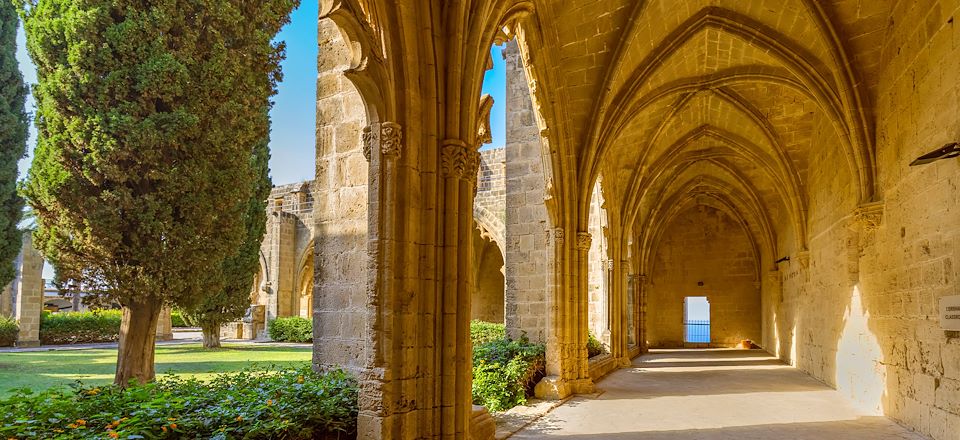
[[201, 323, 221, 349], [114, 297, 162, 387]]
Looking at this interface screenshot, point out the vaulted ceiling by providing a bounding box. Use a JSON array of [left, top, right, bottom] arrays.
[[517, 0, 896, 266]]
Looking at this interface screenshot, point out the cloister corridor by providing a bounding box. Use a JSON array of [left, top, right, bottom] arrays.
[[513, 350, 925, 439]]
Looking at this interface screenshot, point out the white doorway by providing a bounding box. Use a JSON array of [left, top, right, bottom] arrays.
[[684, 296, 710, 344]]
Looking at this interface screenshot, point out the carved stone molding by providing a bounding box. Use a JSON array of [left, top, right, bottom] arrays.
[[465, 150, 481, 185], [361, 125, 377, 161], [546, 228, 565, 247], [854, 201, 884, 232], [477, 95, 494, 148], [576, 232, 592, 251], [796, 251, 810, 270], [380, 122, 402, 158], [441, 139, 469, 178], [362, 122, 403, 161]]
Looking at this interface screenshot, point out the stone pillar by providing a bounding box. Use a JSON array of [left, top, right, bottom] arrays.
[[437, 137, 478, 436], [504, 40, 550, 342], [638, 274, 649, 353], [0, 283, 11, 318], [156, 307, 173, 341], [610, 249, 631, 367], [312, 15, 369, 374], [266, 211, 297, 322], [574, 232, 594, 383], [626, 272, 636, 346], [14, 234, 43, 347]]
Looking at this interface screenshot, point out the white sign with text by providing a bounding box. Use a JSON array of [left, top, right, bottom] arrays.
[[940, 295, 960, 331]]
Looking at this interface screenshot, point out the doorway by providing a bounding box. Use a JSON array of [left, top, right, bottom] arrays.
[[684, 296, 710, 345]]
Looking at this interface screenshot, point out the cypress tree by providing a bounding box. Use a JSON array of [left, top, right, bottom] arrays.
[[19, 0, 297, 385], [0, 1, 28, 288], [188, 136, 271, 349]]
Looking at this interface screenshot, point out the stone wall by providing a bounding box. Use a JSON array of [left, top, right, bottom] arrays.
[[475, 147, 505, 254], [649, 205, 761, 348], [472, 226, 504, 323], [252, 181, 316, 328], [312, 17, 369, 370], [504, 40, 550, 343], [766, 3, 960, 437]]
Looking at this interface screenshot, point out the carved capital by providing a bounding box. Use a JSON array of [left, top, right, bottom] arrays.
[[854, 201, 884, 232], [380, 122, 402, 158], [441, 139, 469, 178], [546, 228, 565, 247], [796, 251, 810, 270], [465, 150, 481, 185], [576, 232, 592, 251], [361, 125, 377, 161], [362, 122, 403, 161]]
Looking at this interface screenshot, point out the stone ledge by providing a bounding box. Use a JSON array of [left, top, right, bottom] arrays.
[[588, 353, 619, 382]]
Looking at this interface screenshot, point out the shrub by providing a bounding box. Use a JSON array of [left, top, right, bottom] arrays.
[[470, 320, 505, 346], [587, 331, 606, 358], [40, 310, 122, 345], [472, 337, 545, 412], [0, 366, 358, 439], [0, 316, 16, 347], [268, 316, 313, 343], [170, 309, 196, 328]]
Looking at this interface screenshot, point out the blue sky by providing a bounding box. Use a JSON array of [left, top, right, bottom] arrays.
[[15, 2, 507, 186], [482, 44, 507, 151]]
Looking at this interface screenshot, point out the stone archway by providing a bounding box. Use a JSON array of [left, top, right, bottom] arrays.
[[472, 221, 505, 323]]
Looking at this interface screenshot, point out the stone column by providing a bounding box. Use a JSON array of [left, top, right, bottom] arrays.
[[610, 250, 631, 367], [354, 121, 404, 438], [14, 234, 43, 347], [574, 232, 594, 384], [638, 274, 649, 353], [626, 272, 636, 347], [0, 283, 11, 318], [266, 212, 297, 322], [156, 307, 173, 341], [436, 138, 479, 435], [504, 39, 550, 343]]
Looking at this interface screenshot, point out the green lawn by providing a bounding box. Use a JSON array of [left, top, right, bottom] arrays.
[[0, 343, 312, 398]]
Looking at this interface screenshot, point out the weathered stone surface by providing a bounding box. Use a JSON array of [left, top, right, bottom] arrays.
[[310, 1, 960, 438], [14, 234, 42, 347]]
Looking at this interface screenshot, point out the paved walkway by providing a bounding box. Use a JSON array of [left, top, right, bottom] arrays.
[[512, 349, 926, 439]]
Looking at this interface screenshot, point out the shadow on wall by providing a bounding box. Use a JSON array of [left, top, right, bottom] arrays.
[[835, 284, 885, 415]]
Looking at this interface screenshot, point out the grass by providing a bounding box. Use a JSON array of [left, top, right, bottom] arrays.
[[0, 343, 312, 398]]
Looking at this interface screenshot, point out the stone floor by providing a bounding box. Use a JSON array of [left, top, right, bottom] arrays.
[[512, 349, 928, 439]]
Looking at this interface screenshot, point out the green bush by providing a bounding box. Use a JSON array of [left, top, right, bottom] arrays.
[[470, 320, 505, 346], [170, 309, 196, 328], [587, 331, 606, 358], [40, 310, 122, 345], [472, 337, 545, 412], [268, 317, 313, 343], [0, 316, 17, 347], [0, 366, 358, 439]]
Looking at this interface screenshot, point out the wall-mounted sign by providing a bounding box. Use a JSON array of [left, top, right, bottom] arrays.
[[940, 295, 960, 331]]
